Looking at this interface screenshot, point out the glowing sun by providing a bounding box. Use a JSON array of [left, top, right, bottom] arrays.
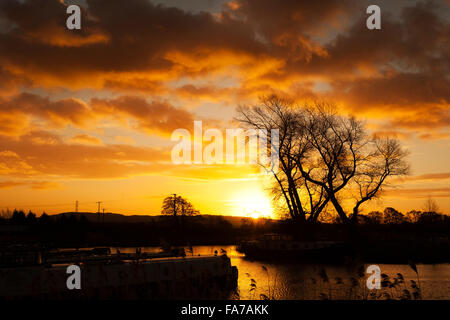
[[231, 189, 273, 219]]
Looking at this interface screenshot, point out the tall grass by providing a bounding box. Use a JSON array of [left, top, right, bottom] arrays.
[[244, 265, 280, 300], [241, 263, 423, 300], [313, 264, 422, 300]]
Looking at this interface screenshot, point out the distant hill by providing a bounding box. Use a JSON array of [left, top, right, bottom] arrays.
[[55, 212, 157, 224], [53, 212, 273, 226]]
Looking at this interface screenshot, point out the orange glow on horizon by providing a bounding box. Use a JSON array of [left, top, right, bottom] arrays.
[[229, 189, 274, 219]]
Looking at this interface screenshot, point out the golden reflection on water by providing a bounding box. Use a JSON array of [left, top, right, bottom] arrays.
[[115, 245, 450, 300]]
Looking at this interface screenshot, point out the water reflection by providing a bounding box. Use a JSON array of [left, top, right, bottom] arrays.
[[115, 245, 450, 300]]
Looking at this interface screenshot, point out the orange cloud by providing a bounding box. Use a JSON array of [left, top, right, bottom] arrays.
[[0, 180, 27, 189], [0, 128, 265, 182], [0, 92, 201, 138], [0, 0, 447, 138], [0, 131, 171, 178], [385, 187, 450, 199], [30, 181, 62, 190], [0, 180, 61, 190], [417, 132, 450, 141], [405, 172, 450, 182], [69, 134, 103, 145]]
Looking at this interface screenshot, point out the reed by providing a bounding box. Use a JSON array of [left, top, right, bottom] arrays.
[[312, 267, 422, 300], [244, 265, 280, 300]]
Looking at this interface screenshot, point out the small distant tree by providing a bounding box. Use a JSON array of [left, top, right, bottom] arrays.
[[0, 208, 12, 219], [161, 195, 199, 217], [161, 195, 199, 237], [11, 209, 26, 224], [26, 210, 37, 224], [423, 197, 439, 213], [418, 211, 442, 224], [39, 212, 50, 224], [317, 209, 335, 223], [383, 207, 405, 224], [405, 210, 422, 223], [366, 211, 383, 224]]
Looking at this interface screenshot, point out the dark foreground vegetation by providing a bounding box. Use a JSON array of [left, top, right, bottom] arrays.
[[0, 208, 449, 263]]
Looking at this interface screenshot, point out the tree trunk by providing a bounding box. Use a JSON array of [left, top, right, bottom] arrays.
[[329, 193, 349, 223], [351, 206, 360, 223]]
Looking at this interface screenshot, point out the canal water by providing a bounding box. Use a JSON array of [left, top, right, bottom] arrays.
[[115, 245, 450, 300]]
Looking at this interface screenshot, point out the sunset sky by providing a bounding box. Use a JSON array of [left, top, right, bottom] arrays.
[[0, 0, 449, 217]]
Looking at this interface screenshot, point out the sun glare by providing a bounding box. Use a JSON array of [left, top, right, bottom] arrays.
[[231, 189, 273, 219]]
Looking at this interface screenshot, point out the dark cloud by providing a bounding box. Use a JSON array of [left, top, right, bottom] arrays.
[[336, 73, 450, 108], [91, 96, 195, 134], [0, 0, 448, 131], [0, 92, 91, 128], [0, 0, 263, 85], [0, 92, 197, 136]]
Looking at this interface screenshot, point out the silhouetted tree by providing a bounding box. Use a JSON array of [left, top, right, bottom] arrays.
[[26, 210, 37, 224], [161, 195, 199, 217], [11, 209, 26, 224], [367, 211, 383, 224], [406, 210, 422, 223], [39, 212, 50, 224], [161, 195, 199, 242], [237, 96, 409, 224], [0, 208, 12, 219], [418, 211, 443, 224], [237, 96, 328, 224], [383, 207, 405, 224]]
